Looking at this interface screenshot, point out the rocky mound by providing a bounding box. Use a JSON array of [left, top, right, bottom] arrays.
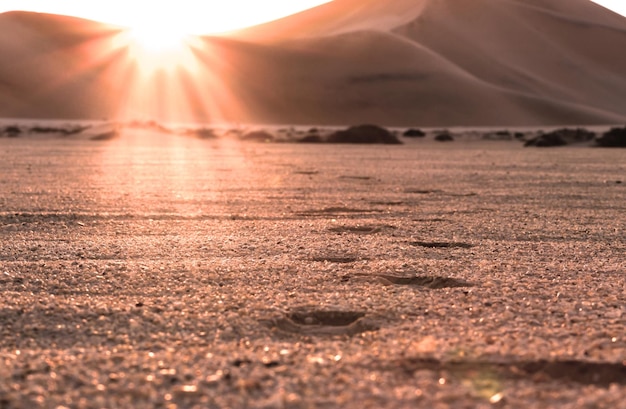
[[596, 127, 626, 147], [402, 128, 426, 138], [240, 130, 275, 142], [434, 132, 454, 142], [1, 125, 21, 137], [326, 125, 402, 144], [524, 128, 595, 147]]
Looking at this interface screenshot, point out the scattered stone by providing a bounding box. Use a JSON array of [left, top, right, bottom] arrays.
[[240, 130, 274, 142], [187, 128, 217, 139], [90, 130, 119, 141], [326, 124, 402, 144], [28, 125, 88, 136], [596, 127, 626, 147], [3, 126, 21, 137], [483, 130, 515, 140], [403, 128, 426, 138], [434, 132, 454, 142], [297, 134, 323, 143]]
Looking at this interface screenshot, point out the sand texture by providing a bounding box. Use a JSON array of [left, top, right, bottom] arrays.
[[1, 0, 626, 125], [0, 130, 625, 408]]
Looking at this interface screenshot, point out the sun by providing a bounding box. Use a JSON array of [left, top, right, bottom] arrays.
[[118, 18, 201, 74], [127, 23, 190, 54]]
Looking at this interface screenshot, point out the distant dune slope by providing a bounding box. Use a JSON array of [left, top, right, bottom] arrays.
[[1, 0, 626, 126], [0, 12, 133, 120]]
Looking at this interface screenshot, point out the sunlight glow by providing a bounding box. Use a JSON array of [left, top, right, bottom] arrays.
[[128, 25, 190, 54]]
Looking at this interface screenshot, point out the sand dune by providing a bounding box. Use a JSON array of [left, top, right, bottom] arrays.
[[1, 0, 626, 126]]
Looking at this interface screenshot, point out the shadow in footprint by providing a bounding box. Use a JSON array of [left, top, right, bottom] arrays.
[[293, 170, 319, 175], [410, 241, 473, 249], [344, 273, 473, 289], [339, 175, 373, 181], [404, 189, 441, 194], [369, 201, 404, 206], [261, 309, 379, 337], [297, 207, 382, 216], [311, 255, 360, 263], [412, 218, 447, 223], [328, 225, 393, 235]]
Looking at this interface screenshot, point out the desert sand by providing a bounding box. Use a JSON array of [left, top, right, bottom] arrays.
[[0, 127, 624, 408], [1, 0, 626, 125], [1, 0, 625, 407]]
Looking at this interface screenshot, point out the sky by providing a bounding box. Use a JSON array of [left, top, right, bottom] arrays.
[[0, 1, 333, 34], [0, 1, 624, 34], [591, 0, 626, 17]]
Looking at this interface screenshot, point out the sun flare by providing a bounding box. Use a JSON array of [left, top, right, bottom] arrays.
[[127, 24, 190, 54], [118, 19, 202, 75]]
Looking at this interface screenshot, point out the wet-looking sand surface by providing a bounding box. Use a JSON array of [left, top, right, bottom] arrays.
[[1, 130, 625, 408]]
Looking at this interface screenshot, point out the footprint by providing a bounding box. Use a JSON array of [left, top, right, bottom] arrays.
[[344, 273, 473, 289], [328, 225, 391, 235], [412, 218, 447, 223], [339, 175, 373, 181], [410, 241, 473, 249], [369, 201, 404, 206], [297, 207, 382, 216], [311, 255, 360, 263], [404, 189, 441, 194], [261, 308, 379, 336]]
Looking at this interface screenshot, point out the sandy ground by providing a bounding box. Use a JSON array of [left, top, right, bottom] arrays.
[[0, 130, 625, 408]]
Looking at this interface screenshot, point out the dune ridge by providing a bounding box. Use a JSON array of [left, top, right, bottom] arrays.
[[1, 0, 626, 126]]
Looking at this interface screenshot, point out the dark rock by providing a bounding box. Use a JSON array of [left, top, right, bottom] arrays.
[[4, 126, 21, 137], [327, 124, 402, 144], [483, 130, 513, 140], [240, 130, 274, 142], [63, 126, 89, 135], [30, 126, 64, 133], [297, 134, 323, 143], [188, 128, 217, 139], [90, 130, 119, 141], [434, 132, 454, 142], [525, 128, 595, 147], [403, 128, 426, 138], [525, 133, 566, 147], [596, 127, 626, 147]]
